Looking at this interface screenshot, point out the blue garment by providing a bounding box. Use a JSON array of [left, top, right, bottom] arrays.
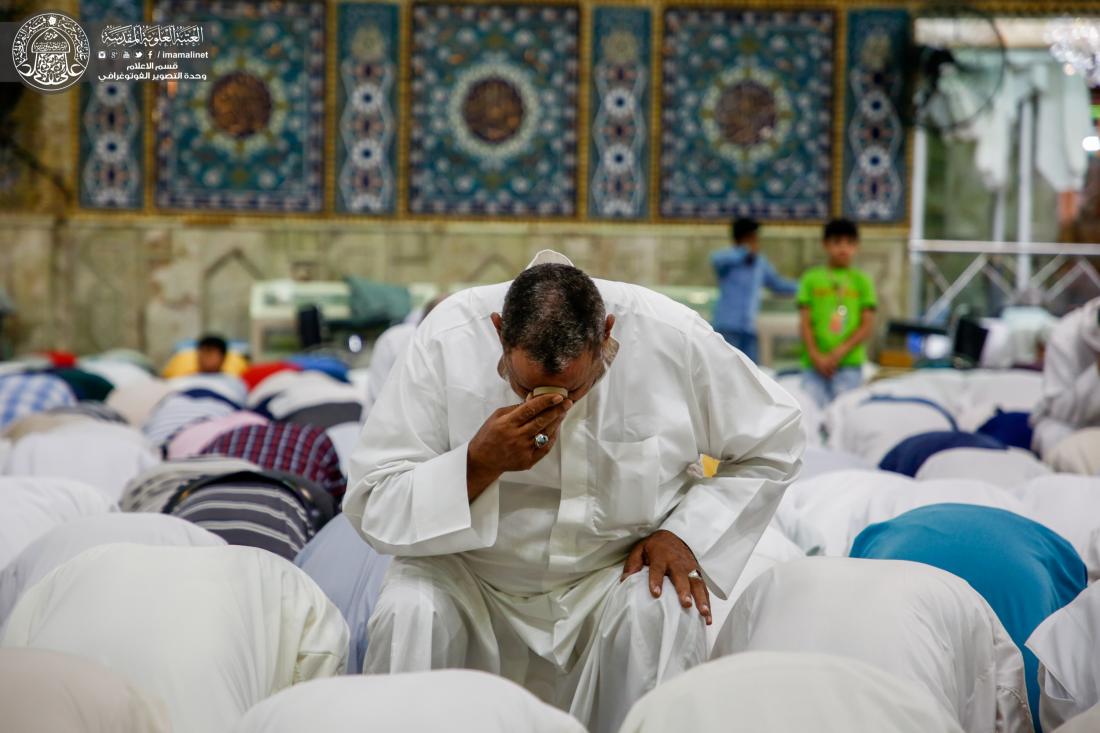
[[977, 410, 1034, 452], [711, 247, 797, 334], [800, 367, 863, 408], [0, 373, 76, 430], [717, 330, 759, 363], [294, 515, 393, 674], [287, 355, 350, 383], [879, 430, 1006, 477], [851, 504, 1087, 732]]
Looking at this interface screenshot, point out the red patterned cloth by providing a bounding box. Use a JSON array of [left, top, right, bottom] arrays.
[[199, 422, 345, 499]]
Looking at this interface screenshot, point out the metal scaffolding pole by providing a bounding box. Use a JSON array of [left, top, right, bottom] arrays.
[[1016, 96, 1036, 293], [909, 126, 929, 318]]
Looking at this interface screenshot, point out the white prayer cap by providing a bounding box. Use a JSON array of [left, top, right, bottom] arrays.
[[526, 249, 576, 269]]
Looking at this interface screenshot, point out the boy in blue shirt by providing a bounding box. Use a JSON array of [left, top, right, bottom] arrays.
[[711, 217, 798, 362]]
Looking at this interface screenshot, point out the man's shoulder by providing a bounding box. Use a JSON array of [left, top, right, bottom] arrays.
[[848, 267, 876, 289], [596, 279, 707, 336]]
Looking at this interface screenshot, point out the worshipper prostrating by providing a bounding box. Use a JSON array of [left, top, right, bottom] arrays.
[[2, 544, 349, 733], [0, 648, 170, 733], [0, 476, 115, 570], [618, 652, 965, 733], [712, 557, 1032, 733], [1030, 296, 1100, 472], [345, 251, 804, 733], [851, 503, 1088, 732], [0, 513, 225, 622], [1027, 583, 1100, 731], [294, 514, 393, 674], [231, 670, 587, 733]]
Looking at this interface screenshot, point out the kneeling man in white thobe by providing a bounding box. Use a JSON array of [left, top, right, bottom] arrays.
[[345, 251, 804, 733]]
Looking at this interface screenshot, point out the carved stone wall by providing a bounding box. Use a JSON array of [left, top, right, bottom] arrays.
[[0, 215, 907, 366]]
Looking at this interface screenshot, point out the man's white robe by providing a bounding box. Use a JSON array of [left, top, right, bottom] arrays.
[[344, 255, 804, 732], [1031, 297, 1100, 460]]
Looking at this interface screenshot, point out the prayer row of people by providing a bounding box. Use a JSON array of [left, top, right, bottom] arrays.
[[2, 249, 1099, 732]]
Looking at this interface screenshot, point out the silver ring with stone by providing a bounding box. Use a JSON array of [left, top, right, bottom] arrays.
[[534, 433, 549, 448], [687, 569, 702, 581]]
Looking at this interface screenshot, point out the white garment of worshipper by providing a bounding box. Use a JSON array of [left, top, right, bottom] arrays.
[[363, 321, 416, 418], [77, 358, 154, 391], [0, 513, 225, 622], [2, 544, 349, 733], [245, 370, 304, 409], [345, 251, 804, 733], [1027, 583, 1100, 732], [824, 394, 957, 464], [106, 379, 175, 427], [293, 514, 392, 674], [0, 648, 170, 733], [1031, 298, 1100, 459], [704, 526, 803, 654], [775, 469, 1027, 556], [798, 444, 872, 481], [231, 670, 587, 733], [168, 373, 248, 404], [3, 421, 160, 503], [618, 651, 965, 733], [0, 477, 115, 570], [263, 371, 365, 420], [1053, 703, 1100, 733], [712, 557, 1033, 733], [773, 373, 825, 447], [1006, 474, 1100, 581], [915, 447, 1052, 489], [324, 422, 362, 475], [1046, 428, 1100, 476]]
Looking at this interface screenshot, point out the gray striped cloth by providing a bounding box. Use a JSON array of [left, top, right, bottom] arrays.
[[120, 456, 261, 513], [169, 481, 314, 561]]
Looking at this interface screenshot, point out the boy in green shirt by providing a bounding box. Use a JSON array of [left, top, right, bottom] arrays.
[[797, 218, 877, 407]]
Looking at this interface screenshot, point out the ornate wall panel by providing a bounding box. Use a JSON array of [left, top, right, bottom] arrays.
[[842, 8, 910, 222], [78, 0, 144, 210], [660, 8, 835, 220], [335, 2, 400, 214], [407, 3, 580, 216], [153, 0, 325, 212], [589, 6, 651, 219]]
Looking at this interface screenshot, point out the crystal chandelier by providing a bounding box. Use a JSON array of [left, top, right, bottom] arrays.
[[1047, 18, 1100, 86]]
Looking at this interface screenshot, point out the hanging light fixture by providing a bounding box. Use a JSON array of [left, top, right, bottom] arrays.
[[1047, 17, 1100, 85]]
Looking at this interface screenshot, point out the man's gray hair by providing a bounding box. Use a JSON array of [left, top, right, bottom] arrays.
[[500, 264, 606, 374]]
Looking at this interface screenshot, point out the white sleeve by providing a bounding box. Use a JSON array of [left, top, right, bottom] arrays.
[[1035, 331, 1100, 428], [659, 323, 804, 600], [344, 333, 500, 556]]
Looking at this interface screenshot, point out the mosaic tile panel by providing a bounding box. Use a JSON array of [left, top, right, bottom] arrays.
[[153, 0, 325, 212], [336, 2, 399, 214], [79, 0, 144, 210], [660, 9, 835, 220], [408, 3, 580, 216], [589, 6, 650, 219], [843, 8, 910, 222]]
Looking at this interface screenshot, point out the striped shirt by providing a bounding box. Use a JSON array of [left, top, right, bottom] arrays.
[[120, 456, 262, 513], [0, 374, 77, 430], [170, 481, 313, 561], [200, 423, 346, 499]]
